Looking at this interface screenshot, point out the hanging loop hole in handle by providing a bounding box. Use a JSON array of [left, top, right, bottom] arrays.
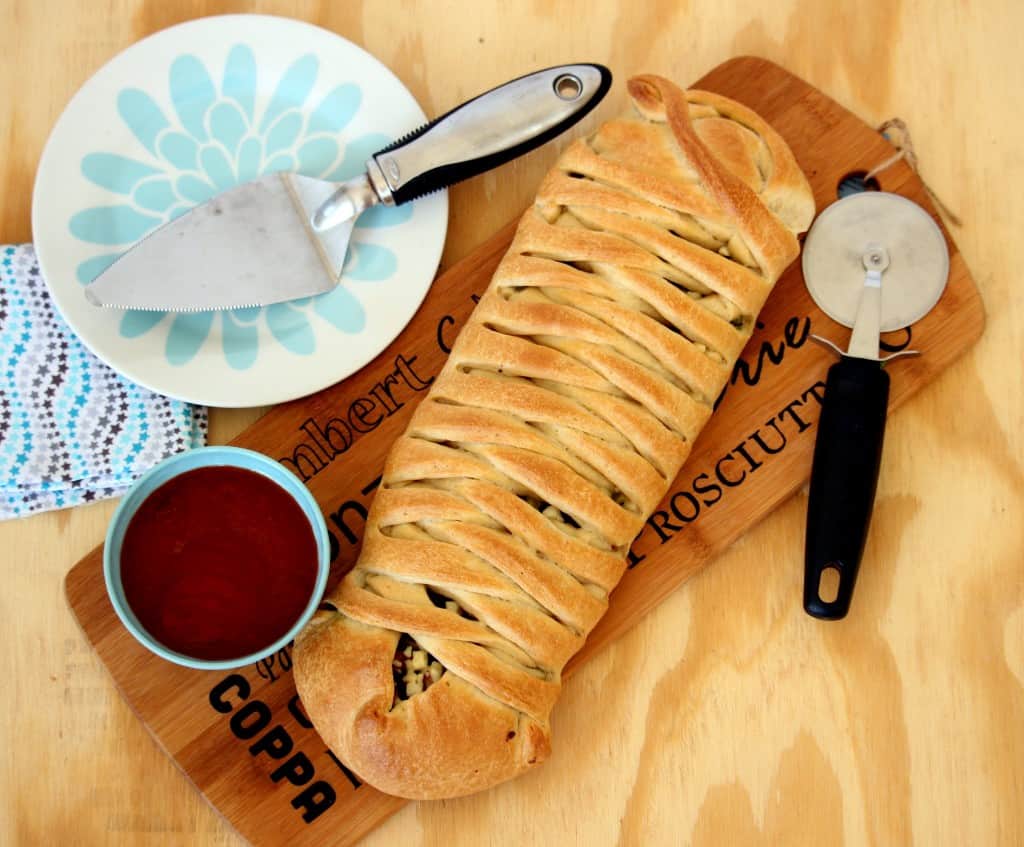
[[554, 73, 583, 100], [804, 557, 857, 620], [817, 563, 842, 603]]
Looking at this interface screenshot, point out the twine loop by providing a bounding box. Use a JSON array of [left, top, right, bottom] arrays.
[[868, 118, 961, 226]]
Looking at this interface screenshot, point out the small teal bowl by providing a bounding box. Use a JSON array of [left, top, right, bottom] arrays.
[[103, 445, 330, 671]]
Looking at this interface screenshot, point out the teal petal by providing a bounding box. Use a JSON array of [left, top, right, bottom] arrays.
[[81, 153, 159, 194], [157, 131, 199, 170], [221, 44, 257, 122], [76, 253, 122, 285], [175, 174, 217, 205], [264, 112, 303, 156], [297, 136, 339, 175], [313, 285, 365, 333], [263, 153, 296, 173], [117, 89, 169, 154], [69, 205, 160, 245], [307, 83, 361, 135], [230, 305, 262, 323], [344, 241, 397, 281], [165, 311, 214, 365], [259, 54, 318, 133], [208, 101, 248, 156], [132, 178, 177, 212], [221, 311, 258, 370], [169, 55, 216, 141], [237, 137, 262, 183], [325, 132, 391, 181], [119, 309, 167, 338], [167, 205, 190, 221], [199, 144, 236, 191], [266, 303, 315, 355], [355, 203, 414, 229]]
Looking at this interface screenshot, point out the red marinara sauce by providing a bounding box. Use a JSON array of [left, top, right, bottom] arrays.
[[120, 466, 319, 661]]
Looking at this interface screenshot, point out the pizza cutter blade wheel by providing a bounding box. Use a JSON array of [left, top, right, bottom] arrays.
[[800, 191, 950, 621]]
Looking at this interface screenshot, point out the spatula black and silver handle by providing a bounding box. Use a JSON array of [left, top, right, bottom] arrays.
[[312, 63, 612, 231]]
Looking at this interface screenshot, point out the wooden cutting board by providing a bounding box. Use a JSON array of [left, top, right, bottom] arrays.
[[65, 56, 984, 846]]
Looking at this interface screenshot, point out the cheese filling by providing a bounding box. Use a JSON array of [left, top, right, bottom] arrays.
[[391, 634, 444, 703]]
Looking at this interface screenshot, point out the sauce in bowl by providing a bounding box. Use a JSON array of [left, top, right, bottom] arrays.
[[119, 465, 319, 661]]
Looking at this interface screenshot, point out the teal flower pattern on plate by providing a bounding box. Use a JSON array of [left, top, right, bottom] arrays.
[[69, 44, 412, 369]]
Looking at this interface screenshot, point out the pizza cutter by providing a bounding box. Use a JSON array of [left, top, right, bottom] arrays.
[[801, 191, 949, 620]]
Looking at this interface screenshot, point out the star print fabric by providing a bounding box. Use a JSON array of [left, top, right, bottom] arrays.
[[0, 245, 207, 519]]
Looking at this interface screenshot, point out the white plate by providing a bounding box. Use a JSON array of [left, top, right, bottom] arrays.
[[32, 15, 447, 407]]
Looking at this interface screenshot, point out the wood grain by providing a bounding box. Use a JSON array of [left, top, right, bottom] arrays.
[[3, 3, 1022, 846]]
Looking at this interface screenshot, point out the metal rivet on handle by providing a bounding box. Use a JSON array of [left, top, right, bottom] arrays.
[[553, 73, 583, 100]]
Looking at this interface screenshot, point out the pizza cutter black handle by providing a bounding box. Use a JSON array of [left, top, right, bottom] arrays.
[[804, 356, 890, 620]]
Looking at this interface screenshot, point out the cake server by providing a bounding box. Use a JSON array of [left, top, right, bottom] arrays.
[[801, 191, 949, 620], [84, 63, 611, 312]]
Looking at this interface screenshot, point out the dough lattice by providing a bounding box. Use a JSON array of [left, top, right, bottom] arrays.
[[294, 75, 815, 800]]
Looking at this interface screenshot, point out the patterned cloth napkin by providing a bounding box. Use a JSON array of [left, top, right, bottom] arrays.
[[0, 244, 207, 519]]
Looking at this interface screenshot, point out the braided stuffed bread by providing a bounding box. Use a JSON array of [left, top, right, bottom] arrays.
[[293, 75, 815, 800]]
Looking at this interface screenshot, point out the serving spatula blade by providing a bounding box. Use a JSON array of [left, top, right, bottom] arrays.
[[84, 173, 354, 312]]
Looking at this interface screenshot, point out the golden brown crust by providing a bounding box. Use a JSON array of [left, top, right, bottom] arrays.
[[293, 74, 814, 800], [294, 611, 550, 800]]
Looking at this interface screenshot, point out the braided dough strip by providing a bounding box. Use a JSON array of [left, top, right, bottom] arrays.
[[294, 75, 814, 800]]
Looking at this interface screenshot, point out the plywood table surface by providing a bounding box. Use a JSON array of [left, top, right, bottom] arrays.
[[2, 2, 1021, 845]]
